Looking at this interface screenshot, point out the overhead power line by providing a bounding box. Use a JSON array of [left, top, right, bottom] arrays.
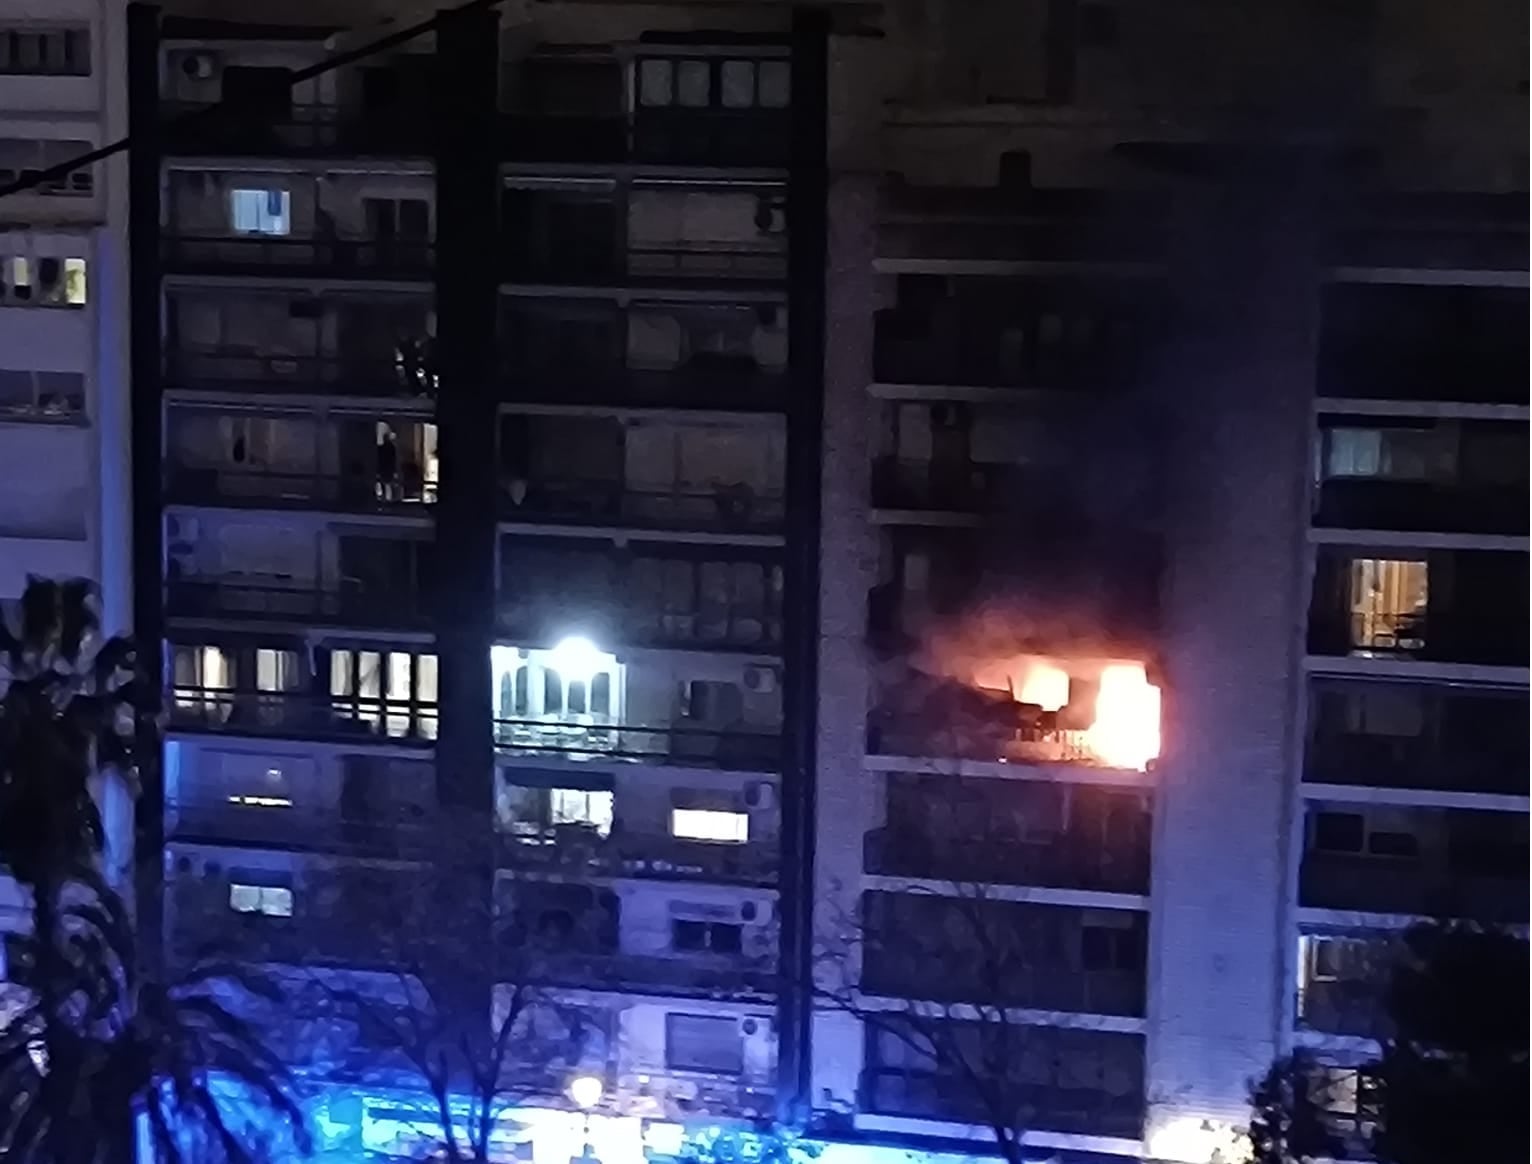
[[0, 0, 504, 202]]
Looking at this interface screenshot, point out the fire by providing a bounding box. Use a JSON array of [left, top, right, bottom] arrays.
[[1086, 663, 1161, 771]]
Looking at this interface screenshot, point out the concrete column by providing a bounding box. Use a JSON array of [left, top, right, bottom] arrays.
[[1143, 173, 1321, 1156]]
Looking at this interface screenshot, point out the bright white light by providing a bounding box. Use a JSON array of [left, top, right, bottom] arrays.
[[671, 808, 749, 843], [643, 1122, 685, 1156], [548, 636, 606, 685], [566, 1073, 604, 1111], [1086, 663, 1161, 771], [1146, 1117, 1251, 1164], [1017, 661, 1070, 711]]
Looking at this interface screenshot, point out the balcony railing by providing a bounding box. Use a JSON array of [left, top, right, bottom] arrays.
[[165, 349, 436, 401], [502, 360, 787, 411], [168, 909, 406, 970], [1298, 853, 1527, 923], [165, 465, 436, 513], [1314, 481, 1529, 537], [168, 688, 437, 747], [861, 958, 1144, 1017], [863, 828, 1149, 896], [494, 718, 781, 771], [869, 458, 1004, 513], [499, 479, 784, 534], [859, 1072, 1143, 1140], [1307, 610, 1529, 668], [499, 948, 777, 1000], [497, 108, 790, 169], [162, 234, 434, 279], [1297, 979, 1391, 1039], [498, 827, 778, 885], [497, 601, 782, 655], [167, 800, 437, 859], [165, 579, 428, 631], [502, 243, 785, 290], [1304, 726, 1528, 796], [872, 307, 1149, 390], [866, 714, 1104, 768], [161, 101, 431, 157]]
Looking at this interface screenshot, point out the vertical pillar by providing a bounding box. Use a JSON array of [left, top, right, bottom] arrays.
[[126, 0, 163, 962], [778, 4, 829, 1126], [430, 1, 500, 1009], [1143, 165, 1321, 1150]]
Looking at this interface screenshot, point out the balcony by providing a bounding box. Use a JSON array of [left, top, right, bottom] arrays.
[[168, 688, 437, 748], [1314, 481, 1528, 537], [165, 579, 428, 632], [167, 800, 436, 860], [497, 108, 789, 170], [860, 1070, 1143, 1141], [165, 465, 435, 515], [495, 719, 780, 771], [502, 949, 776, 1001], [1304, 683, 1528, 796], [161, 101, 432, 158], [165, 349, 436, 402], [1298, 852, 1526, 924], [162, 233, 433, 280], [498, 827, 777, 886], [870, 458, 1007, 514], [1297, 978, 1390, 1040], [872, 301, 1150, 391], [863, 828, 1149, 896], [500, 478, 784, 536], [867, 712, 1099, 768], [1307, 609, 1528, 669], [503, 358, 786, 412]]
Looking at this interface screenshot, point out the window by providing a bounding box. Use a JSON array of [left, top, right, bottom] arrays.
[[0, 27, 91, 76], [0, 369, 84, 421], [549, 789, 614, 836], [676, 60, 710, 107], [1304, 935, 1378, 983], [1349, 558, 1428, 651], [230, 188, 291, 236], [672, 919, 743, 954], [638, 56, 788, 110], [330, 648, 437, 740], [671, 808, 748, 844], [1340, 686, 1426, 738], [1081, 922, 1142, 972], [638, 58, 673, 107], [1323, 426, 1454, 482], [664, 1013, 743, 1075], [0, 253, 85, 308], [228, 883, 293, 917]]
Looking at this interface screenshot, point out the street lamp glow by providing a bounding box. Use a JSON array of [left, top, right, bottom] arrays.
[[548, 636, 606, 684], [566, 1073, 603, 1111]]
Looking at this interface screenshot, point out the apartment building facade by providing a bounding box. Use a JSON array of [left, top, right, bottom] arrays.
[[0, 0, 135, 922], [110, 1, 1527, 1163]]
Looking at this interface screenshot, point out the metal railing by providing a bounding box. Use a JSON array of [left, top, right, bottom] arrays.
[[865, 715, 1100, 767], [165, 464, 436, 512], [165, 579, 427, 629], [163, 234, 434, 278], [499, 479, 784, 534], [168, 688, 438, 746], [167, 799, 438, 858], [1298, 854, 1527, 923], [493, 718, 781, 771], [162, 101, 431, 156], [497, 948, 777, 999], [863, 828, 1150, 896], [496, 604, 783, 654], [165, 349, 435, 400], [501, 360, 786, 411], [498, 827, 778, 884]]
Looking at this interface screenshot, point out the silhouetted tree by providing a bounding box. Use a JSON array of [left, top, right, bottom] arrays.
[[1244, 921, 1529, 1164], [0, 577, 307, 1163]]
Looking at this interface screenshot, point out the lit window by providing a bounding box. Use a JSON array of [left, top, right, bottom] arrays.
[[63, 258, 86, 305], [550, 789, 614, 836], [230, 188, 291, 236], [1349, 558, 1428, 651], [671, 808, 748, 844], [228, 883, 292, 917]]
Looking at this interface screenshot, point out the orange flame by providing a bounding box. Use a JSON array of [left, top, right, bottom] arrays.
[[1085, 663, 1161, 771]]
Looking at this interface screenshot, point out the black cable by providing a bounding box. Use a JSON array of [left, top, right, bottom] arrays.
[[0, 0, 504, 202]]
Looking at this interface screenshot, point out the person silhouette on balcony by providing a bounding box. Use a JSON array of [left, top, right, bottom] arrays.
[[376, 428, 399, 502]]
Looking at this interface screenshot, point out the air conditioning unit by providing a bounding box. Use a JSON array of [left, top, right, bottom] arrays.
[[742, 782, 775, 811], [742, 665, 777, 695], [165, 514, 200, 543], [177, 51, 221, 81]]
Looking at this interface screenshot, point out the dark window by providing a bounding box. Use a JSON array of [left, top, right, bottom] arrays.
[[672, 919, 743, 954], [221, 66, 292, 117], [1314, 811, 1365, 853], [1366, 830, 1420, 859], [0, 27, 90, 76], [665, 1013, 743, 1075]]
